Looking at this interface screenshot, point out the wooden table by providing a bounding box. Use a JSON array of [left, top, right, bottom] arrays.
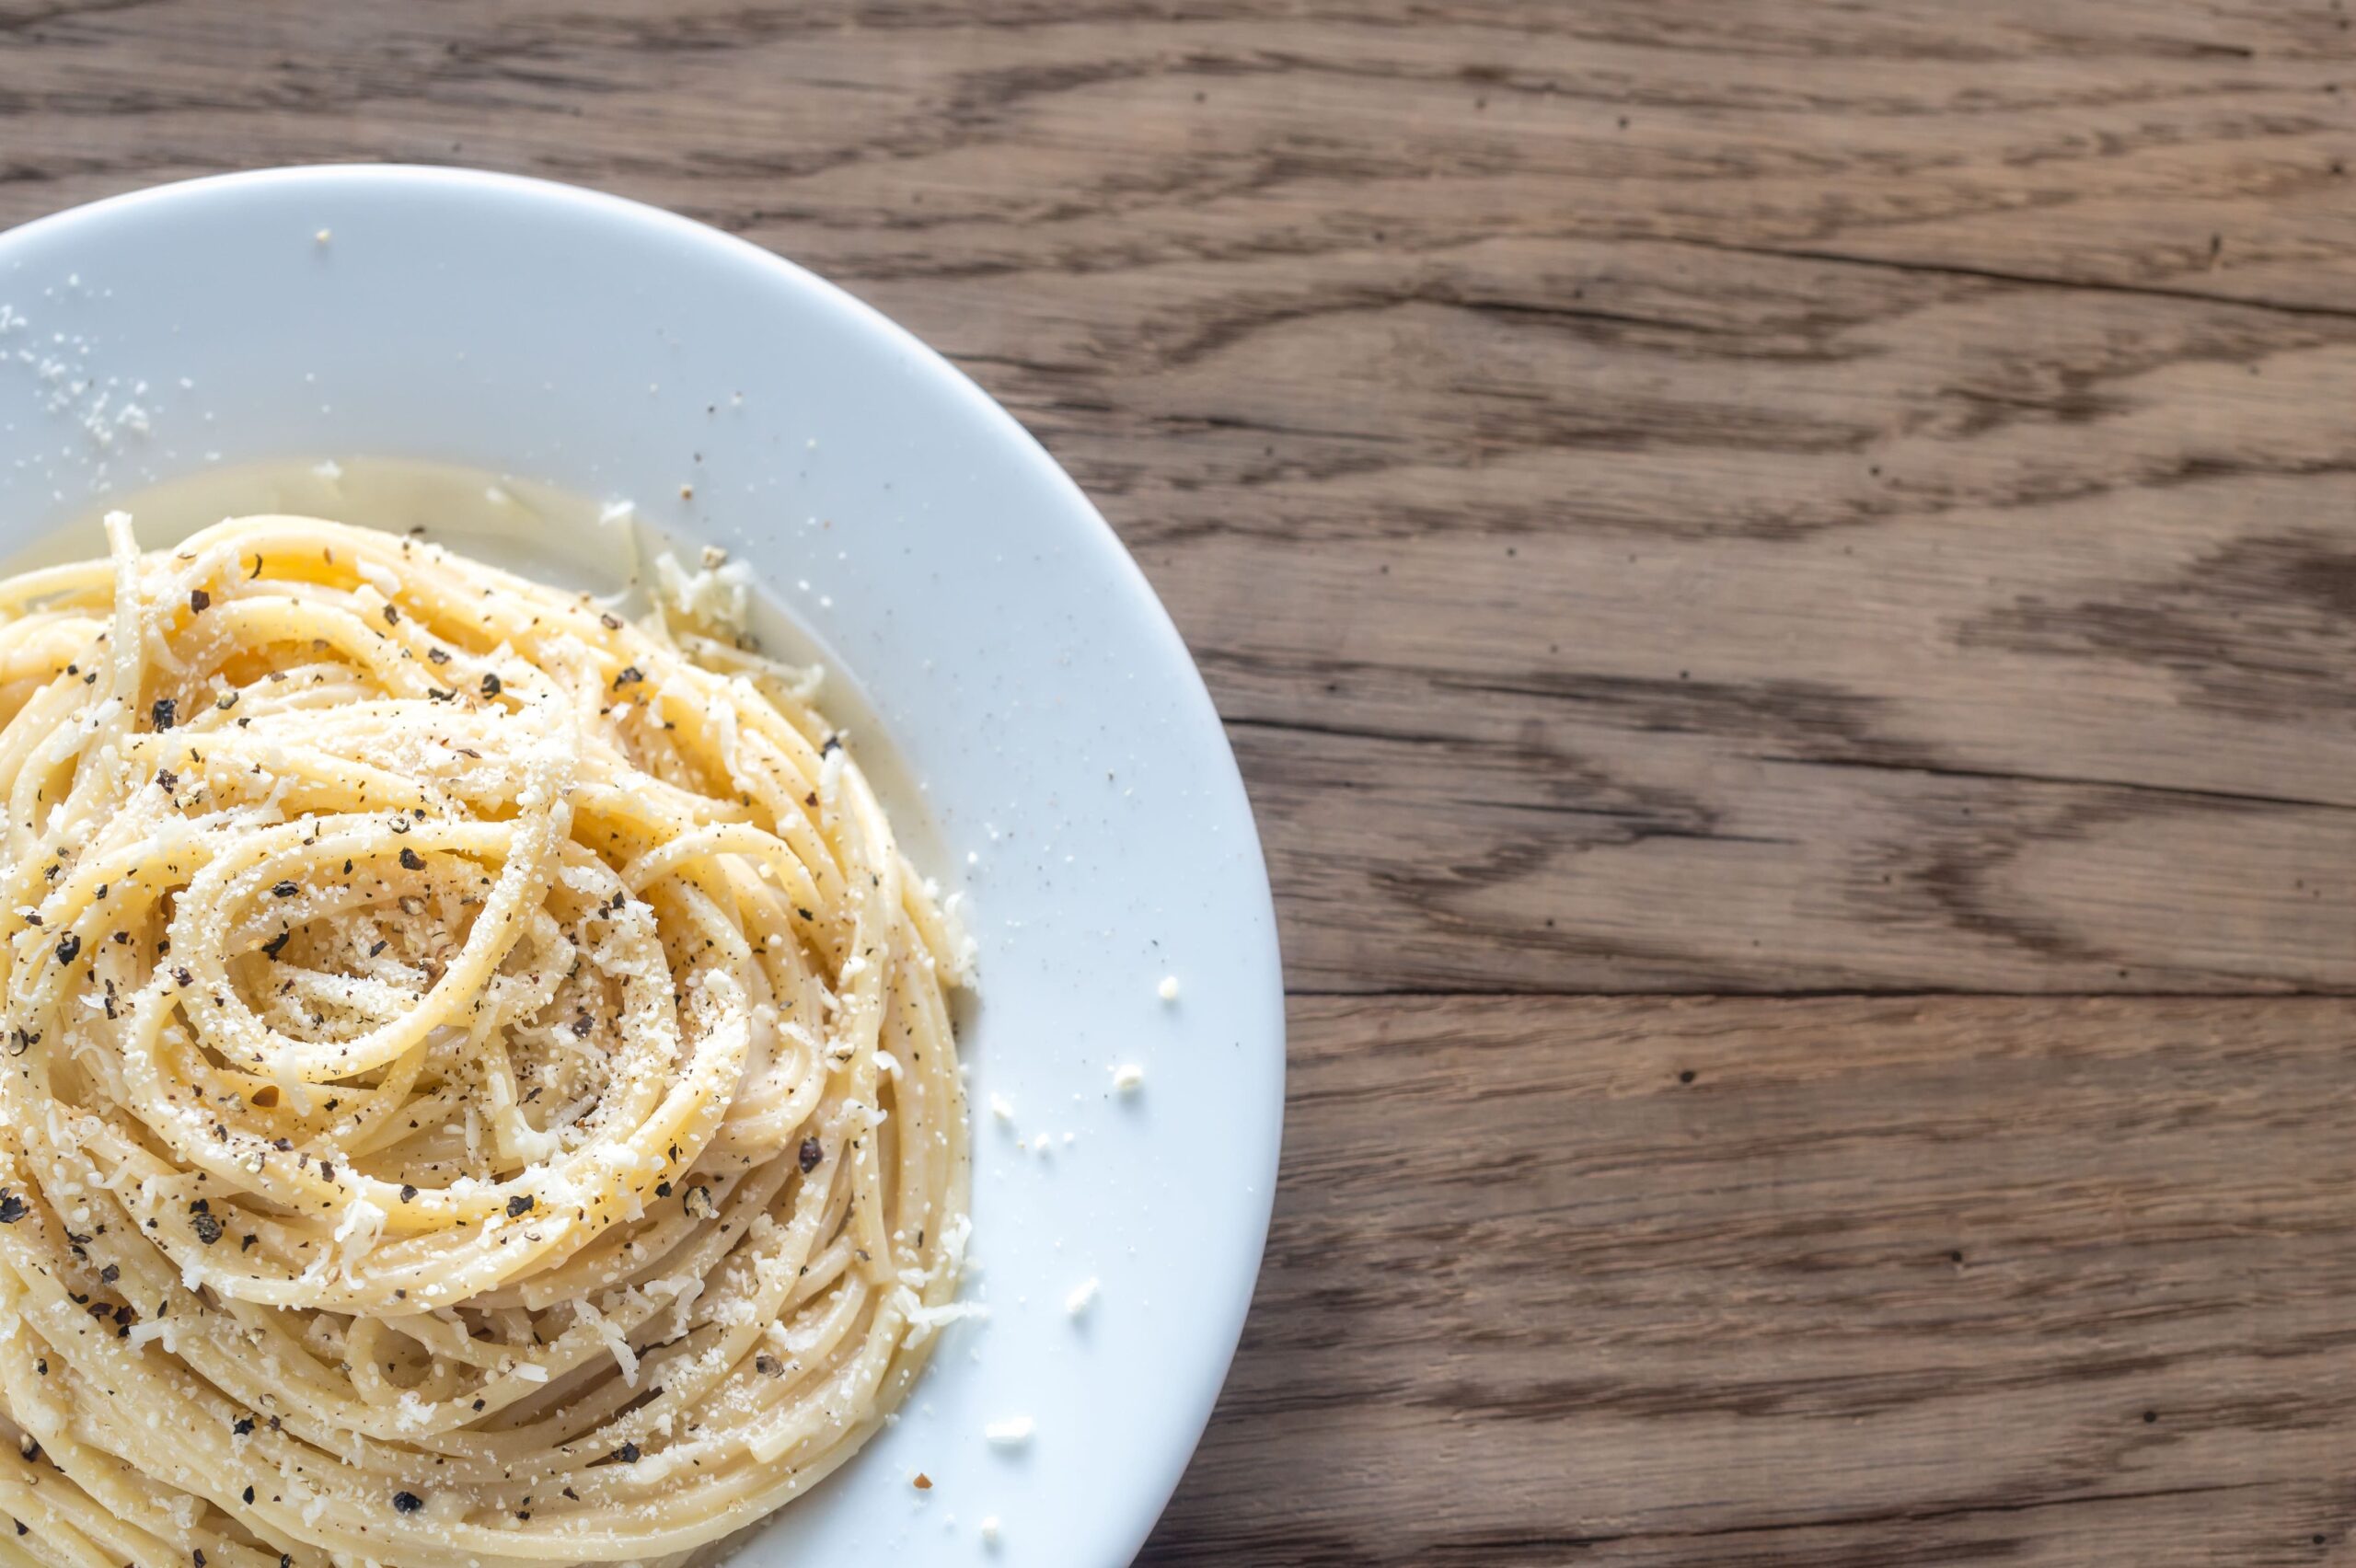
[[7, 3, 2354, 1562]]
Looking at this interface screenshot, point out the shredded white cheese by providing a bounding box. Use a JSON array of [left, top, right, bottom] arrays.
[[983, 1415, 1034, 1448], [573, 1297, 640, 1386]]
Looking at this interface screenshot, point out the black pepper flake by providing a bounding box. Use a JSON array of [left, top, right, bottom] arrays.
[[480, 672, 502, 698], [174, 966, 192, 987], [614, 1442, 641, 1463], [798, 1136, 823, 1173], [796, 907, 814, 922], [370, 940, 388, 957], [398, 1184, 418, 1203], [191, 1213, 224, 1245], [399, 847, 424, 871], [193, 1551, 205, 1567], [821, 735, 841, 756], [382, 604, 400, 626], [0, 1192, 25, 1225], [262, 928, 291, 959], [231, 1415, 254, 1436], [506, 1194, 534, 1218], [571, 1014, 592, 1038], [242, 1485, 255, 1504], [52, 934, 77, 965], [150, 697, 176, 731], [272, 881, 298, 898], [156, 769, 179, 793], [391, 1490, 423, 1514], [249, 554, 264, 580], [271, 1137, 293, 1151], [190, 589, 210, 614], [755, 1354, 780, 1376], [653, 1181, 672, 1198], [427, 646, 450, 664], [614, 665, 643, 687], [98, 1263, 118, 1285], [241, 1234, 258, 1251], [319, 1161, 336, 1183]]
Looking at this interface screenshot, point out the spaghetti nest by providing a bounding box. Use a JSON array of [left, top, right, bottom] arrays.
[[0, 513, 970, 1567]]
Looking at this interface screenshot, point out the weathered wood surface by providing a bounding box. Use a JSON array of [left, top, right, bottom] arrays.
[[2, 1, 2353, 1562], [1163, 996, 2356, 1567]]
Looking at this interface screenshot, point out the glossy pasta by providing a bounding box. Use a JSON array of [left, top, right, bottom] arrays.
[[0, 513, 970, 1566]]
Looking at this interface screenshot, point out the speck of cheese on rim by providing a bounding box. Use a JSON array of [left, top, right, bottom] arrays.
[[983, 1415, 1034, 1448]]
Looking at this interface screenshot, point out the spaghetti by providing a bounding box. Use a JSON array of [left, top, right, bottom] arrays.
[[0, 512, 970, 1566]]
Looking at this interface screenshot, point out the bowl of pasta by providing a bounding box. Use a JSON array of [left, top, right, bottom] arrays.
[[0, 167, 1283, 1568]]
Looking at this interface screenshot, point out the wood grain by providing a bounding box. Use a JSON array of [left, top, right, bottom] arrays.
[[1154, 995, 2356, 1566], [0, 1, 2350, 1562]]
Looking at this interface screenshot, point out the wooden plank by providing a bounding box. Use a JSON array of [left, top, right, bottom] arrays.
[[1142, 993, 2356, 1565]]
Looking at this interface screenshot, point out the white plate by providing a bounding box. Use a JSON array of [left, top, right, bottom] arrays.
[[0, 167, 1284, 1566]]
